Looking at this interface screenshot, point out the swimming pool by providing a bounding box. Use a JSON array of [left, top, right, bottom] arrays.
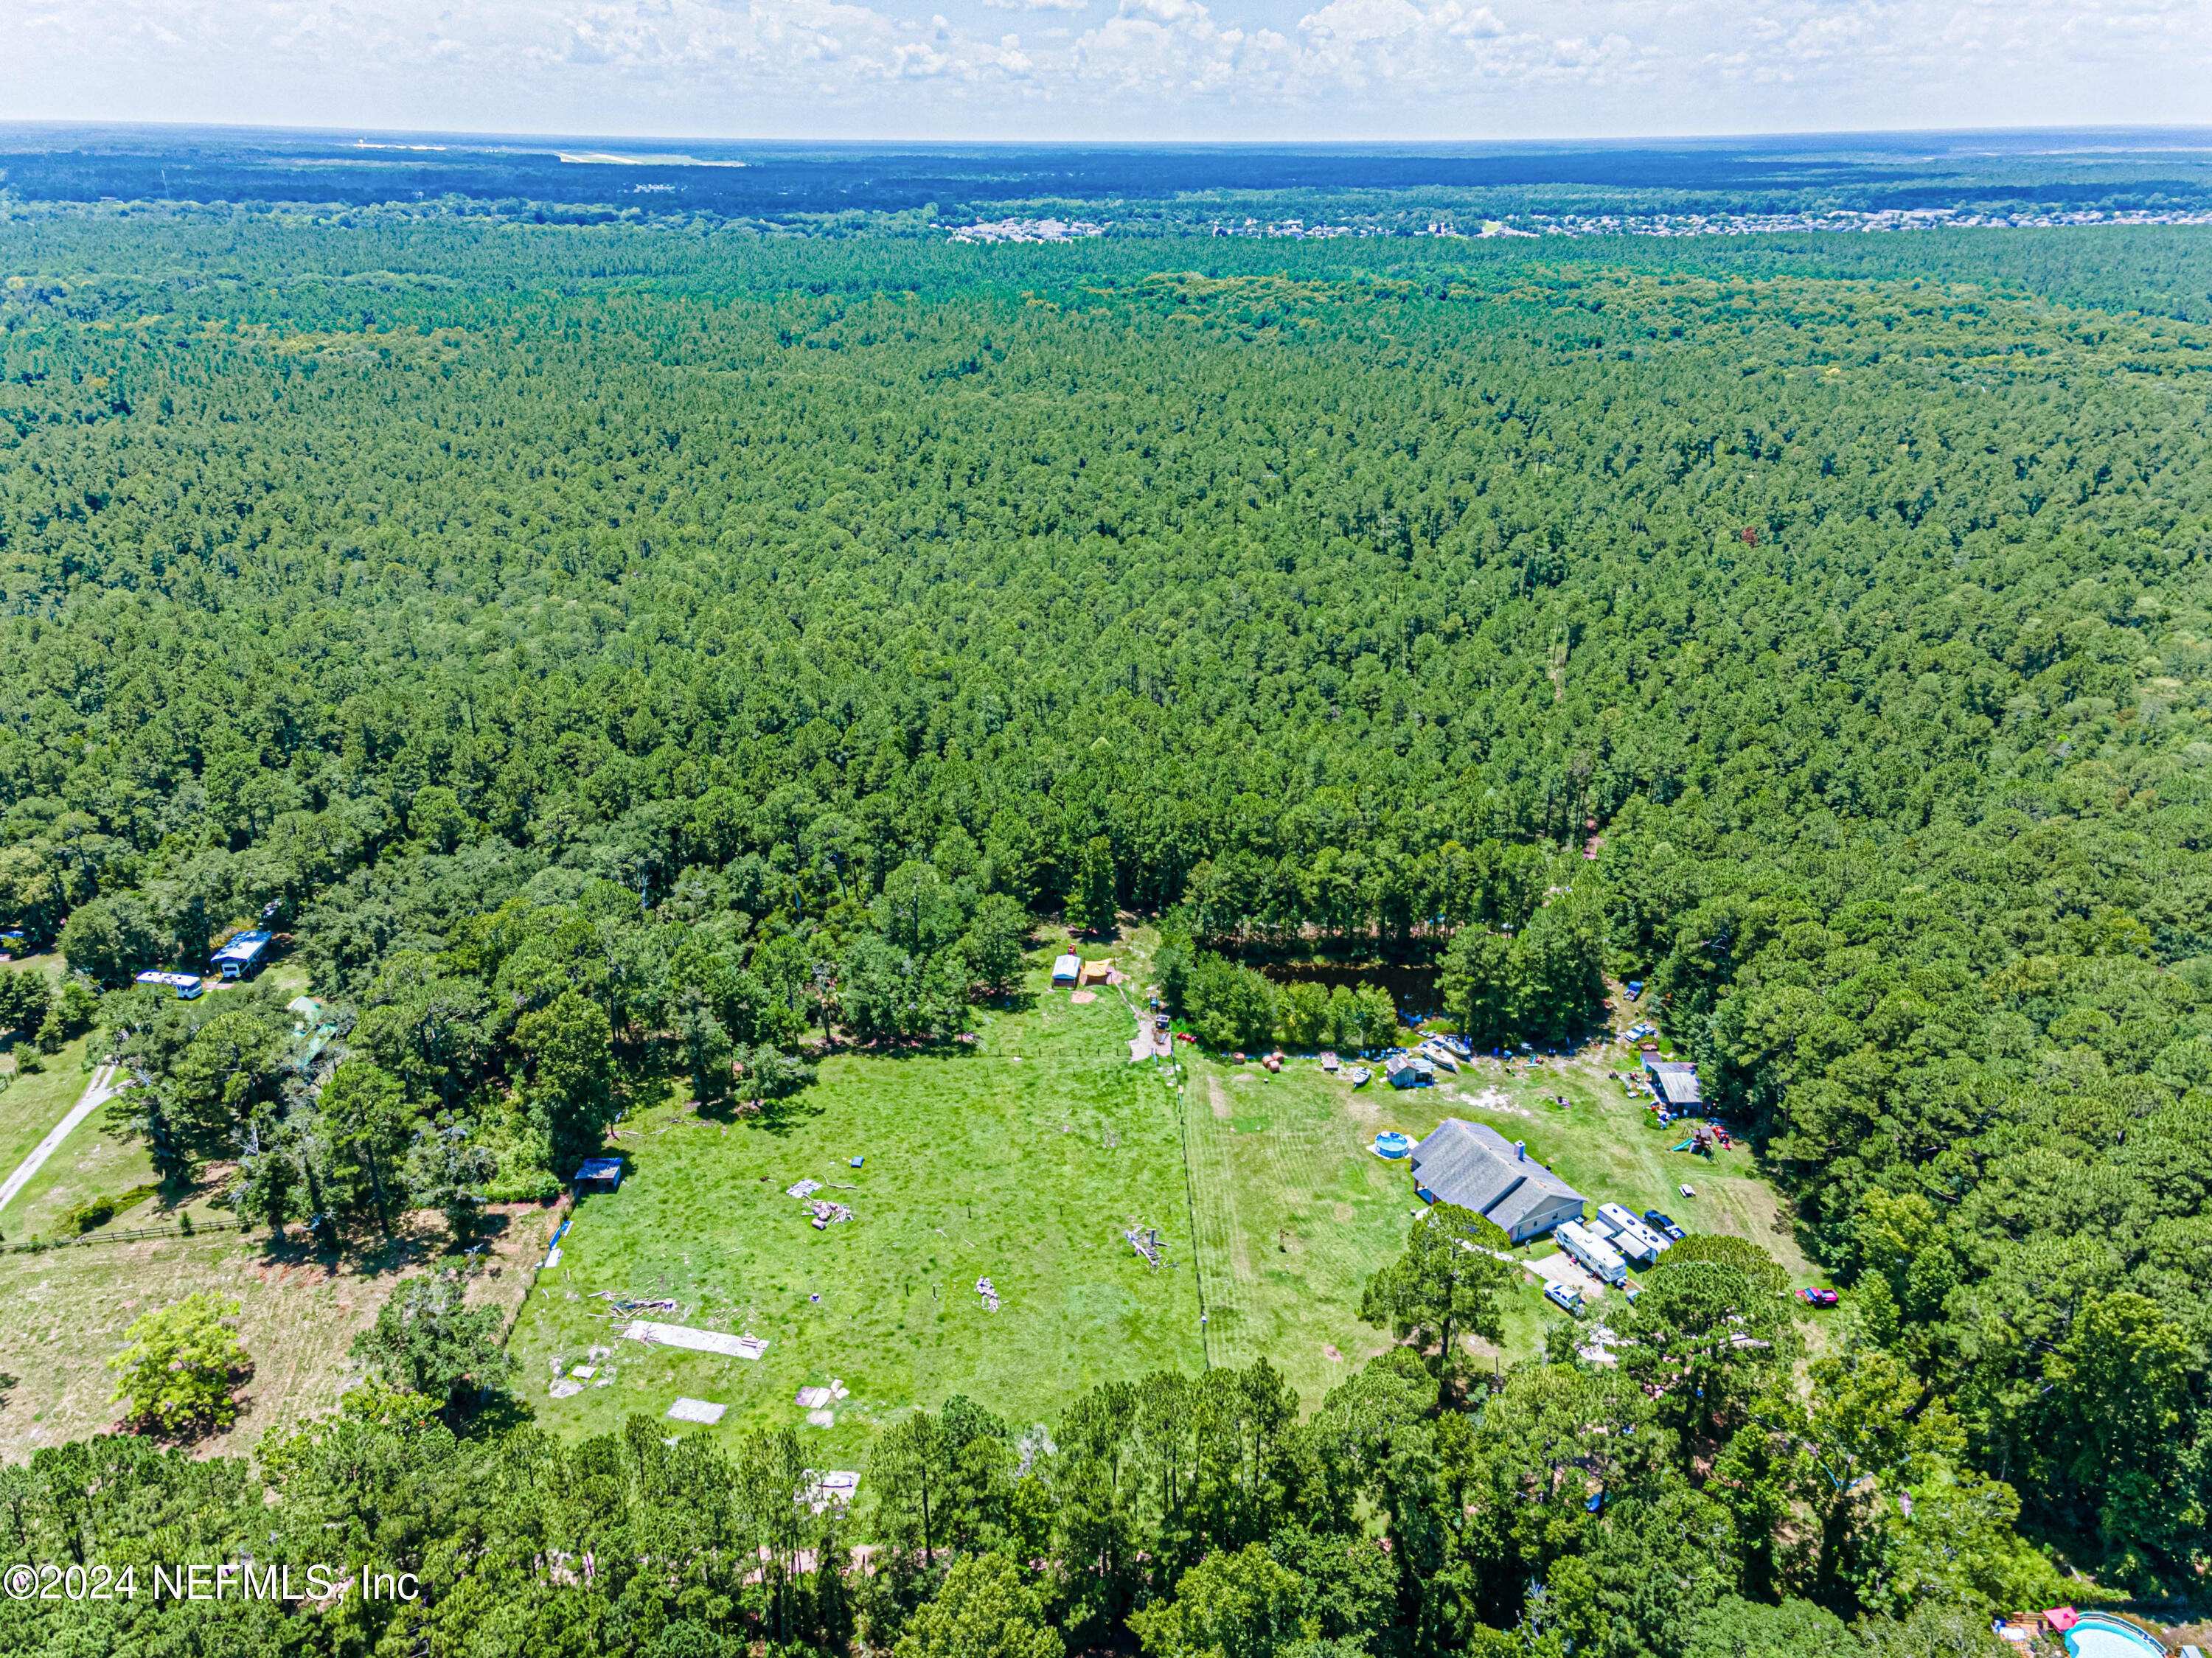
[[2063, 1612, 2166, 1657]]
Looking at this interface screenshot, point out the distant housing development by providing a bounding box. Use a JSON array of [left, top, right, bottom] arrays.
[[1409, 1118, 1586, 1244]]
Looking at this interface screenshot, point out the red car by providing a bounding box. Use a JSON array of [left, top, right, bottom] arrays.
[[1798, 1288, 1838, 1307]]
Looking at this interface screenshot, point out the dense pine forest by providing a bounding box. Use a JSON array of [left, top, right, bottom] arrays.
[[1, 207, 2210, 1656]]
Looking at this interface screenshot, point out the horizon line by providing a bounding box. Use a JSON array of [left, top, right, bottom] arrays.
[[7, 118, 2212, 153]]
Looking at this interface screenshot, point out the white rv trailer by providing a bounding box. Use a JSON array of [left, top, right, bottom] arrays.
[[1554, 1220, 1628, 1286], [1596, 1202, 1672, 1264]]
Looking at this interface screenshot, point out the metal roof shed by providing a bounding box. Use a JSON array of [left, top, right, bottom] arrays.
[[1644, 1059, 1702, 1110]]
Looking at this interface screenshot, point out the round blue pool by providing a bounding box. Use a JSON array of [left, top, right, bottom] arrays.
[[2064, 1612, 2166, 1657], [1374, 1132, 1413, 1158]]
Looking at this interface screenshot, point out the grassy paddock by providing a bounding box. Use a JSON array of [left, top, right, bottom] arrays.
[[504, 960, 1203, 1460], [0, 933, 1821, 1462]]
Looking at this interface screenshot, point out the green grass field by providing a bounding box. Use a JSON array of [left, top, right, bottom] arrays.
[[507, 944, 1829, 1456], [505, 958, 1205, 1459], [1178, 1052, 1551, 1400], [1175, 1013, 1823, 1394], [0, 933, 1826, 1463]]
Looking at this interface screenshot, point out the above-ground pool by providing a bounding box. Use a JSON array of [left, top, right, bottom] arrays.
[[1374, 1132, 1413, 1159], [2064, 1612, 2166, 1657]]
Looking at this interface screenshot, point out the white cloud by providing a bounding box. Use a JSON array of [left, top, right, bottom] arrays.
[[1, 0, 2206, 135]]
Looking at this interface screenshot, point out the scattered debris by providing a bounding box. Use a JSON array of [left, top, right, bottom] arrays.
[[1124, 1222, 1164, 1269], [807, 1199, 855, 1229], [549, 1379, 585, 1399], [787, 1179, 824, 1199], [1016, 1424, 1056, 1474], [797, 1386, 834, 1410], [976, 1276, 1001, 1312], [621, 1321, 769, 1360], [807, 1471, 860, 1512], [594, 1292, 679, 1314], [806, 1409, 836, 1427], [666, 1397, 727, 1425]]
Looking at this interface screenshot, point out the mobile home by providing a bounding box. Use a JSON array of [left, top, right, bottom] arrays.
[[134, 970, 205, 1000], [1554, 1219, 1628, 1286], [1596, 1202, 1672, 1264], [209, 929, 274, 980]]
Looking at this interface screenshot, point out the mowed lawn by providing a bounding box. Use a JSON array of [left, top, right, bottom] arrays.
[[1180, 1025, 1823, 1394], [506, 970, 1205, 1459], [1391, 1038, 1821, 1287]]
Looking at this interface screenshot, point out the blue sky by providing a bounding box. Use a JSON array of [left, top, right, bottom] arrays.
[[7, 0, 2209, 142]]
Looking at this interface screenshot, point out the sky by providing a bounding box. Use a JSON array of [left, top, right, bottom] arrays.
[[5, 0, 2211, 142]]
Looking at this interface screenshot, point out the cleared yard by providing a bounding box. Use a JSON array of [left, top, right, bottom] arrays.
[[504, 964, 1204, 1461], [1, 933, 1822, 1462], [1178, 1020, 1822, 1387], [1180, 1053, 1554, 1399]]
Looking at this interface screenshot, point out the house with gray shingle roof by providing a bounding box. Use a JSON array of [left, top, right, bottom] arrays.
[[1408, 1118, 1585, 1244]]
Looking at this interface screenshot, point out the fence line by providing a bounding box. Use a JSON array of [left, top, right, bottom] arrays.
[[7, 1220, 247, 1253]]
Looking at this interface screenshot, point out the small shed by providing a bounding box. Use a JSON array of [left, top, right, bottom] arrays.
[[575, 1157, 624, 1192], [1051, 953, 1082, 986], [1643, 1058, 1702, 1111], [1079, 958, 1113, 987]]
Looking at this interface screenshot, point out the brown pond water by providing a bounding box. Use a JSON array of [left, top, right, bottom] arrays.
[[1251, 960, 1444, 1017]]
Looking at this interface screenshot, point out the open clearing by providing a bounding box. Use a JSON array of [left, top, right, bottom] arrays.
[[0, 936, 1820, 1462], [505, 963, 1204, 1461], [1175, 1020, 1815, 1393], [0, 1206, 547, 1457]]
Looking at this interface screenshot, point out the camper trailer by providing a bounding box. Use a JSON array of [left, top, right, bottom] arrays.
[[134, 970, 205, 1000], [1596, 1202, 1672, 1264], [1554, 1220, 1629, 1286], [209, 930, 273, 980]]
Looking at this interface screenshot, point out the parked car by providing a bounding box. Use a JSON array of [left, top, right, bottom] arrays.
[[1798, 1287, 1839, 1307], [1543, 1282, 1585, 1317], [1643, 1210, 1686, 1241]]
